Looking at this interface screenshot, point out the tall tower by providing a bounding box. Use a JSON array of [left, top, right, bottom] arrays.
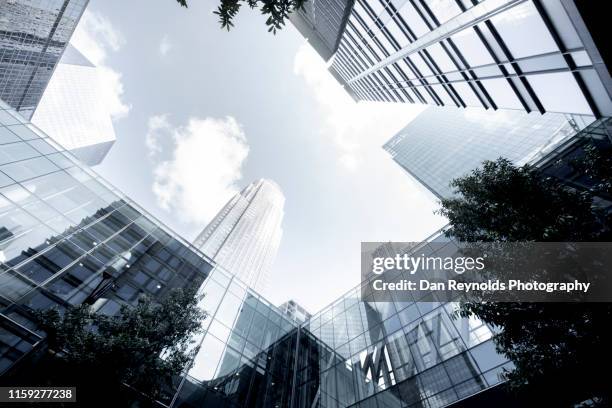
[[0, 0, 89, 119], [290, 0, 611, 117], [193, 179, 285, 291], [32, 44, 116, 166], [383, 106, 589, 199]]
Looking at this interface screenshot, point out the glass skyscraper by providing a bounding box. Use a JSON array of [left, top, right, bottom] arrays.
[[31, 44, 116, 166], [193, 179, 285, 292], [172, 229, 509, 408], [289, 0, 354, 62], [383, 106, 592, 199], [0, 0, 88, 119], [0, 97, 510, 406], [534, 116, 612, 212], [0, 98, 214, 390], [291, 0, 611, 118]]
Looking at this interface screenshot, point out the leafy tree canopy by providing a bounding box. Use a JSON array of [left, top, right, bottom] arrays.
[[176, 0, 306, 33], [439, 157, 611, 406], [32, 287, 206, 405]]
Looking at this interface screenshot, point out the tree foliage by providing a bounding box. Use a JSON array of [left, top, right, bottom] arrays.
[[438, 158, 608, 242], [176, 0, 306, 33], [31, 287, 206, 405], [439, 158, 612, 406]]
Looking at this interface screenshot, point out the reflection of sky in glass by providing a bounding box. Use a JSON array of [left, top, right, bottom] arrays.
[[383, 106, 587, 199], [326, 0, 611, 117]]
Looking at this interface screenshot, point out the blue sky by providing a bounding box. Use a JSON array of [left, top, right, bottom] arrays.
[[72, 0, 447, 312]]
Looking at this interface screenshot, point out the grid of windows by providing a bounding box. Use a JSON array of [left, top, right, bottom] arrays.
[[0, 99, 511, 407], [192, 179, 285, 293], [31, 44, 116, 166], [382, 106, 590, 199], [289, 0, 354, 61], [295, 234, 510, 408], [0, 98, 216, 405], [174, 270, 299, 407], [325, 0, 611, 117], [0, 0, 88, 119]]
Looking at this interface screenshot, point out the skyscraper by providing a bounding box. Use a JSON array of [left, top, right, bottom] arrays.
[[291, 0, 612, 118], [193, 179, 285, 292], [0, 0, 88, 119], [31, 44, 116, 166], [0, 98, 527, 407], [288, 0, 354, 61], [383, 106, 591, 199]]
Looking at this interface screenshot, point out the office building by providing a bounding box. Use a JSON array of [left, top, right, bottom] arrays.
[[193, 179, 285, 292], [383, 106, 591, 199], [0, 0, 88, 119], [288, 0, 354, 61], [534, 116, 612, 211], [292, 0, 612, 118], [0, 98, 511, 406], [31, 44, 116, 166], [279, 299, 311, 324], [172, 228, 510, 407], [0, 99, 213, 395]]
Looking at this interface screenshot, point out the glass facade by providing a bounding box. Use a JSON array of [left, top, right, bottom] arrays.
[[0, 98, 214, 392], [173, 232, 510, 408], [289, 0, 354, 61], [280, 299, 312, 324], [293, 0, 611, 117], [0, 0, 88, 119], [31, 44, 116, 166], [193, 179, 285, 293], [534, 117, 612, 212], [0, 98, 509, 407], [173, 270, 299, 407], [383, 106, 591, 199]]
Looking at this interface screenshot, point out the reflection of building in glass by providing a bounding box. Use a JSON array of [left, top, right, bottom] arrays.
[[172, 241, 509, 407], [0, 99, 513, 406], [291, 0, 611, 117], [0, 100, 213, 408], [534, 117, 612, 212], [289, 0, 353, 62], [383, 106, 592, 199], [279, 299, 311, 324], [0, 0, 88, 119], [193, 179, 284, 292], [32, 44, 116, 166]]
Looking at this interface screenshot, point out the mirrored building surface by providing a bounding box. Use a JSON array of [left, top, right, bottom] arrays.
[[193, 179, 285, 293], [173, 230, 510, 408], [0, 0, 88, 119], [279, 299, 312, 324], [31, 44, 116, 166], [383, 106, 592, 199], [0, 98, 215, 403], [0, 98, 510, 407], [292, 0, 612, 117], [534, 116, 612, 212]]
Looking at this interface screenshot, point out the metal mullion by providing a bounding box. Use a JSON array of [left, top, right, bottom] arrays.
[[344, 29, 396, 101], [531, 0, 600, 117], [445, 37, 493, 109], [481, 20, 544, 112]]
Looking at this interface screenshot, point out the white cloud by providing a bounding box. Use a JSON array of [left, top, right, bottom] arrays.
[[293, 43, 424, 171], [159, 35, 172, 56], [70, 10, 131, 119], [146, 116, 249, 224]]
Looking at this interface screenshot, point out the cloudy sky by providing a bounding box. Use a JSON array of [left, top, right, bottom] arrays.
[[71, 0, 447, 313]]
